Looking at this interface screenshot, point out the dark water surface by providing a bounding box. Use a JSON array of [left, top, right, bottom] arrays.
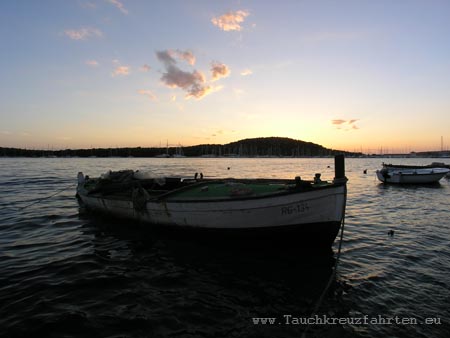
[[1, 157, 449, 338]]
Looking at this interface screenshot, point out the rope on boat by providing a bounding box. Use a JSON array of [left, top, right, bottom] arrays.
[[301, 185, 347, 338], [13, 183, 76, 211]]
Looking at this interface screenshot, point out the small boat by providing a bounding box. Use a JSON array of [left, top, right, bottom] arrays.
[[76, 156, 348, 248], [382, 162, 450, 170], [376, 163, 449, 184]]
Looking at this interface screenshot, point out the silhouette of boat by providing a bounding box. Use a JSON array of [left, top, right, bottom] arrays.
[[76, 156, 348, 247]]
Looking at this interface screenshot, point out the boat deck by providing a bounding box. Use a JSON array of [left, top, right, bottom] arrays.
[[167, 182, 288, 200]]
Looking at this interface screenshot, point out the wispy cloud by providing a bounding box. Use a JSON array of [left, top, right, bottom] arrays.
[[106, 0, 128, 15], [331, 119, 360, 131], [63, 27, 103, 40], [211, 10, 249, 31], [85, 60, 99, 67], [240, 68, 252, 76], [112, 65, 130, 76], [138, 89, 158, 101], [156, 49, 215, 100], [211, 62, 230, 81], [140, 64, 151, 72]]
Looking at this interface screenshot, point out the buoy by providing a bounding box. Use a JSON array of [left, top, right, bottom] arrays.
[[363, 169, 367, 174]]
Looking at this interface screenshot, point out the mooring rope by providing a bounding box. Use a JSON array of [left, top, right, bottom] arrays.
[[301, 185, 347, 338], [6, 183, 76, 211]]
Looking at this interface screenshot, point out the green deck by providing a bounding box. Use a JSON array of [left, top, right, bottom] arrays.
[[168, 182, 289, 200]]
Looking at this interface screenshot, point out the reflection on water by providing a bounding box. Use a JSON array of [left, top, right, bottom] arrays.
[[0, 157, 449, 337]]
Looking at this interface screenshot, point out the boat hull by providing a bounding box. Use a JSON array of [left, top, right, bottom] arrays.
[[376, 168, 449, 184], [77, 184, 346, 246]]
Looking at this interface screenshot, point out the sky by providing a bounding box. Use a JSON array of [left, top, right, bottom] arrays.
[[1, 0, 450, 153]]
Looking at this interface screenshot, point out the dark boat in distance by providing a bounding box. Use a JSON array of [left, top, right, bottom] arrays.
[[76, 156, 348, 248]]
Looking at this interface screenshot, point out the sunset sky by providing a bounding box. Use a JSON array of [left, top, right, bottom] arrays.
[[1, 0, 449, 153]]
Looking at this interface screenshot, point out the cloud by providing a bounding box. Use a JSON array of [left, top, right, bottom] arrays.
[[240, 69, 252, 76], [211, 10, 249, 31], [140, 64, 151, 72], [331, 119, 360, 131], [211, 62, 230, 81], [156, 50, 176, 66], [174, 50, 195, 65], [112, 65, 130, 76], [156, 49, 195, 66], [106, 0, 128, 15], [63, 27, 103, 40], [331, 119, 347, 125], [85, 60, 99, 67], [156, 49, 216, 100], [138, 89, 157, 101]]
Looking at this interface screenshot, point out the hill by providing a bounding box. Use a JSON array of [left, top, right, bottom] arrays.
[[0, 137, 357, 157]]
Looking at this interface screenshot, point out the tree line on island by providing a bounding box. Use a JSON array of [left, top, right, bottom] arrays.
[[1, 137, 358, 157]]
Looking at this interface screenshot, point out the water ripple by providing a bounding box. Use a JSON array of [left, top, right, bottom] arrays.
[[1, 157, 449, 337]]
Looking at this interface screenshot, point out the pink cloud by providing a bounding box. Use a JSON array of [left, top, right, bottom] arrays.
[[106, 0, 128, 15], [138, 89, 157, 101], [140, 64, 151, 72], [156, 49, 214, 100], [156, 50, 176, 65], [240, 69, 252, 76], [211, 62, 230, 81], [174, 50, 195, 65], [85, 60, 99, 67], [64, 27, 102, 40], [211, 10, 249, 31], [331, 119, 360, 130], [157, 49, 196, 66], [331, 119, 347, 125], [112, 65, 130, 76]]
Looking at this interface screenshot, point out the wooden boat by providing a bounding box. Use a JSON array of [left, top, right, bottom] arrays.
[[76, 156, 348, 247], [376, 163, 449, 184]]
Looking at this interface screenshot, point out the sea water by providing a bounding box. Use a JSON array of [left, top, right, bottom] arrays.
[[1, 157, 449, 337]]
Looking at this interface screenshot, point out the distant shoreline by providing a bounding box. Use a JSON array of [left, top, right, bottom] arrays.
[[1, 136, 449, 158]]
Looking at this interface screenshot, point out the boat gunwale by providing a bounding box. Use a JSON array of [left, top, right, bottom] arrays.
[[79, 179, 345, 204], [377, 169, 449, 177], [162, 182, 344, 204]]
